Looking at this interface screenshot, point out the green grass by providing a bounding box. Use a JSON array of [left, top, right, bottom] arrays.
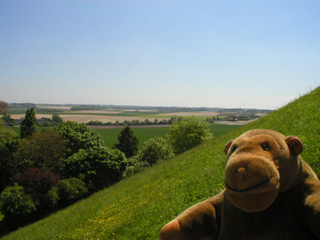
[[208, 124, 240, 137], [1, 87, 320, 240], [8, 124, 239, 151], [9, 127, 52, 135], [7, 127, 19, 135], [95, 124, 239, 149], [7, 108, 30, 114]]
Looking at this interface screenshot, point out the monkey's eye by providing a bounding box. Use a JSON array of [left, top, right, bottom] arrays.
[[261, 143, 270, 151], [231, 145, 237, 153]]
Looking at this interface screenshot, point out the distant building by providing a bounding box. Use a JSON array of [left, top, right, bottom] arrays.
[[37, 118, 52, 125]]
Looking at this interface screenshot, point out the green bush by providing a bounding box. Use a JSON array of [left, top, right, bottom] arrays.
[[0, 183, 36, 219], [11, 168, 60, 205], [137, 137, 174, 166], [167, 118, 213, 153], [55, 121, 104, 156], [55, 178, 88, 206], [45, 187, 60, 208], [124, 166, 135, 178], [52, 114, 64, 125], [11, 130, 67, 175], [0, 137, 19, 192], [63, 146, 128, 191]]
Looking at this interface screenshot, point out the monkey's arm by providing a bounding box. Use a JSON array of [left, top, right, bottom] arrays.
[[302, 161, 320, 238], [160, 191, 224, 240]]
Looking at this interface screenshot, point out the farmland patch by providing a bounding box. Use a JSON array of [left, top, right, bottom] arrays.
[[59, 115, 167, 123], [158, 111, 220, 117]]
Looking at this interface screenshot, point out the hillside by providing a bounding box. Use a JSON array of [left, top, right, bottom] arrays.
[[1, 87, 320, 240]]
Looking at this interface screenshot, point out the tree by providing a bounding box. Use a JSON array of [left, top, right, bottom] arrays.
[[20, 108, 37, 138], [12, 130, 67, 175], [167, 118, 213, 153], [114, 126, 139, 158], [63, 146, 127, 191], [143, 119, 151, 125], [137, 137, 174, 166], [53, 178, 88, 206], [55, 121, 104, 156], [0, 101, 9, 116], [0, 183, 36, 225], [11, 168, 60, 206], [0, 137, 19, 191], [52, 113, 63, 125]]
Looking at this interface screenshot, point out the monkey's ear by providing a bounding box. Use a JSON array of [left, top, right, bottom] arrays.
[[285, 136, 303, 156], [224, 140, 233, 155]]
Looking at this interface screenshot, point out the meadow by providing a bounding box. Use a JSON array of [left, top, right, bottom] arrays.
[[8, 124, 239, 151], [1, 87, 319, 240], [95, 124, 240, 149]]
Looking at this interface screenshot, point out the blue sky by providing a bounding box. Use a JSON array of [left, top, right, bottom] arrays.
[[1, 1, 319, 109]]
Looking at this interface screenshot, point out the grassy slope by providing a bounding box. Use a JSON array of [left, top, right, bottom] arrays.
[[2, 87, 320, 240]]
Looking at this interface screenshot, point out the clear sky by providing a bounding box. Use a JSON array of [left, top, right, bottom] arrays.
[[1, 1, 319, 110]]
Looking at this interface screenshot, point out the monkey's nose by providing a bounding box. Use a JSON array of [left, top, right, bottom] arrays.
[[235, 167, 247, 175]]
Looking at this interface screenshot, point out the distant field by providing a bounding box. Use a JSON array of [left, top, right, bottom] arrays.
[[8, 106, 245, 153], [36, 105, 72, 110], [9, 113, 168, 123], [8, 108, 259, 125], [11, 114, 53, 120], [9, 124, 240, 150], [95, 124, 240, 149], [10, 127, 49, 135], [69, 110, 122, 114], [59, 114, 167, 123], [158, 111, 220, 117]]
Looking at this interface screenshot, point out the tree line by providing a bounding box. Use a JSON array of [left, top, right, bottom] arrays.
[[0, 108, 127, 234], [87, 117, 177, 126], [0, 106, 213, 236]]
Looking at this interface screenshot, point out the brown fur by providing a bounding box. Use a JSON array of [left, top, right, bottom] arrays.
[[160, 129, 320, 240]]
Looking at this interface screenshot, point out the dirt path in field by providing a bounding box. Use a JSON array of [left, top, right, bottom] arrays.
[[11, 114, 53, 120]]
